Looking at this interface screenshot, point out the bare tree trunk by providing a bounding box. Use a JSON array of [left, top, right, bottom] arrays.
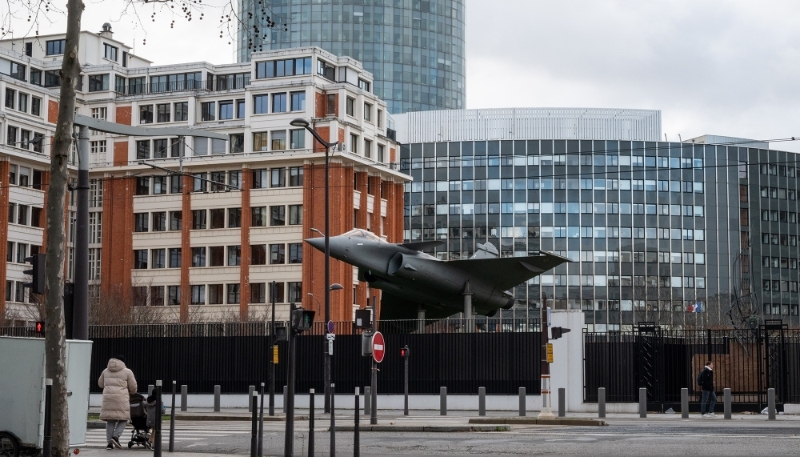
[[44, 1, 83, 456]]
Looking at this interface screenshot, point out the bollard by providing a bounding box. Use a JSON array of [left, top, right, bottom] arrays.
[[250, 391, 258, 457], [43, 379, 52, 457], [354, 387, 360, 457], [180, 385, 188, 412], [598, 387, 606, 418], [249, 385, 255, 413], [169, 381, 176, 453], [768, 388, 776, 420], [558, 388, 565, 417], [440, 386, 447, 416], [681, 388, 689, 419], [364, 386, 371, 416], [213, 385, 221, 412], [478, 387, 486, 416], [283, 385, 288, 414], [519, 387, 526, 416], [724, 388, 731, 420], [154, 381, 163, 457], [149, 384, 155, 396], [309, 389, 315, 457], [639, 388, 647, 418], [330, 383, 336, 457], [258, 383, 265, 457]]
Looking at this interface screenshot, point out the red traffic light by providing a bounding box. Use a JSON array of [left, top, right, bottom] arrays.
[[35, 321, 45, 334], [400, 345, 410, 358]]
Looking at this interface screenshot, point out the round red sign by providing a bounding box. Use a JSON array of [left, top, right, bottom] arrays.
[[372, 331, 385, 363]]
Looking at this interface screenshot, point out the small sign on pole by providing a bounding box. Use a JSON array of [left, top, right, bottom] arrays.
[[546, 343, 554, 363], [371, 332, 385, 363]]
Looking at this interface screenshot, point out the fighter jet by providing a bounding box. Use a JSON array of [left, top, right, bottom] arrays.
[[305, 229, 570, 325]]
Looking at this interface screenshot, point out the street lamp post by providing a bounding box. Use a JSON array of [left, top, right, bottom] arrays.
[[290, 118, 338, 413]]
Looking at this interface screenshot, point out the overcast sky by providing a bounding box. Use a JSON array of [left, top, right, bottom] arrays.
[[50, 1, 800, 151]]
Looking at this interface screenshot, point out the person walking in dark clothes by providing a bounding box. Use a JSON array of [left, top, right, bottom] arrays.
[[698, 361, 716, 417]]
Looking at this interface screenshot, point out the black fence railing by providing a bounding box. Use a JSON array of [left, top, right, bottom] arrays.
[[87, 331, 542, 395], [584, 323, 800, 410]]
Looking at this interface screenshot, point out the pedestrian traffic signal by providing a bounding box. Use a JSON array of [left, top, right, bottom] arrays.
[[400, 345, 410, 358], [291, 307, 315, 333], [35, 321, 45, 334], [23, 253, 46, 295], [275, 325, 288, 342], [551, 326, 571, 340]]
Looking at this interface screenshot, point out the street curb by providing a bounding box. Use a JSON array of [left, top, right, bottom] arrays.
[[468, 417, 607, 426], [333, 425, 511, 432]]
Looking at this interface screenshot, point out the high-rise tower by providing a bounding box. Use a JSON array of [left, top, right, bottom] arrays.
[[237, 0, 465, 114]]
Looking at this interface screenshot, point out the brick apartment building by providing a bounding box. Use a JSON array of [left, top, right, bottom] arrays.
[[0, 26, 407, 324]]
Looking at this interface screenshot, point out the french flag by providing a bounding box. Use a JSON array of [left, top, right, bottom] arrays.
[[687, 302, 703, 313]]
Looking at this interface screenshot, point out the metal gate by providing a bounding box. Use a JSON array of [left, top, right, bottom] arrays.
[[761, 320, 788, 406], [635, 322, 664, 405]]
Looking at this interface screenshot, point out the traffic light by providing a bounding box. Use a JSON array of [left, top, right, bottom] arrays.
[[35, 321, 45, 335], [23, 253, 46, 295], [551, 326, 571, 340], [291, 307, 315, 333], [400, 345, 410, 358], [275, 325, 288, 342]]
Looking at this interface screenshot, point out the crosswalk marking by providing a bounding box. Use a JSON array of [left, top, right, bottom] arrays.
[[84, 424, 252, 448]]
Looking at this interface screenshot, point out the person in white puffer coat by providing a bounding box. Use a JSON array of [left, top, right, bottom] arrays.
[[98, 355, 138, 450]]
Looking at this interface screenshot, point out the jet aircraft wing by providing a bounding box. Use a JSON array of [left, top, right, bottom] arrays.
[[447, 252, 571, 292], [399, 240, 444, 251]]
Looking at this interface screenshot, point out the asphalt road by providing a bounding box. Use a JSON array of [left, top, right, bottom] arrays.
[[83, 416, 800, 456]]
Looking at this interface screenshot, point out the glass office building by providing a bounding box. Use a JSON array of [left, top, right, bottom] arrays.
[[401, 138, 800, 330], [237, 0, 465, 114]]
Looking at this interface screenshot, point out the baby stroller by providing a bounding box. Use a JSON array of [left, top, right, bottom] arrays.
[[128, 393, 156, 449]]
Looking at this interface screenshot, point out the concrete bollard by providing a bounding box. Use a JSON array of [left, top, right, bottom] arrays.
[[282, 386, 288, 414], [148, 384, 154, 396], [180, 385, 188, 412], [724, 388, 731, 419], [598, 387, 606, 418], [768, 388, 776, 420], [681, 388, 689, 419], [213, 385, 220, 412], [558, 388, 565, 417], [639, 388, 647, 418], [364, 386, 371, 416], [248, 385, 255, 412], [478, 387, 486, 416], [440, 387, 447, 416], [519, 387, 526, 416]]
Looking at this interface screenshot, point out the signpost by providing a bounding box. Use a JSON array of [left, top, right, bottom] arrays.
[[370, 331, 384, 424]]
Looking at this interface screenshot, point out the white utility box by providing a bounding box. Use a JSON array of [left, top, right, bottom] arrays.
[[0, 336, 93, 450]]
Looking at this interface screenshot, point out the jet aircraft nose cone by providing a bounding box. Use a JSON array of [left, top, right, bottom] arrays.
[[305, 237, 324, 252]]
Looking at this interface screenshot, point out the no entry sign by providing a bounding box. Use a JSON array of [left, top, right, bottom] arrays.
[[372, 331, 385, 363]]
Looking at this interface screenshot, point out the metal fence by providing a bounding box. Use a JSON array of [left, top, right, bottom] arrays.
[[584, 321, 800, 410]]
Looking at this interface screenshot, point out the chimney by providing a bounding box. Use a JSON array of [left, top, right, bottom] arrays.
[[99, 23, 113, 38]]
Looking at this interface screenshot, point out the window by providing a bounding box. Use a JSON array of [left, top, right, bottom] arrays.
[[191, 285, 205, 305], [272, 93, 287, 113], [317, 59, 335, 80], [253, 132, 269, 151], [140, 105, 153, 124], [18, 93, 27, 112], [154, 104, 170, 123], [153, 139, 169, 159], [210, 208, 225, 229], [191, 247, 206, 267], [236, 99, 245, 118], [251, 207, 266, 227], [192, 210, 207, 229], [193, 172, 208, 191], [255, 57, 312, 79], [327, 94, 336, 115], [253, 95, 269, 114], [88, 74, 109, 92], [151, 249, 166, 269], [134, 213, 149, 232], [288, 205, 303, 225], [134, 250, 148, 269], [346, 96, 355, 116], [251, 245, 267, 265], [6, 125, 17, 145], [288, 243, 302, 264], [173, 102, 188, 122], [288, 167, 303, 186], [271, 168, 285, 187], [44, 70, 60, 87], [208, 246, 225, 266], [135, 177, 150, 195], [167, 286, 180, 306], [227, 284, 240, 304], [271, 131, 286, 150], [103, 43, 118, 61], [136, 140, 150, 159], [201, 102, 215, 121], [288, 282, 302, 302], [10, 62, 25, 81], [30, 68, 41, 86], [270, 244, 285, 264], [31, 97, 41, 116], [250, 283, 266, 303], [290, 129, 305, 149], [169, 211, 182, 230], [227, 245, 241, 266], [364, 103, 372, 121], [290, 91, 305, 111], [364, 139, 372, 159], [270, 206, 286, 226], [46, 39, 65, 55], [228, 208, 241, 228], [168, 248, 181, 268], [5, 88, 14, 109], [219, 100, 233, 120], [378, 144, 385, 162], [350, 134, 358, 153]]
